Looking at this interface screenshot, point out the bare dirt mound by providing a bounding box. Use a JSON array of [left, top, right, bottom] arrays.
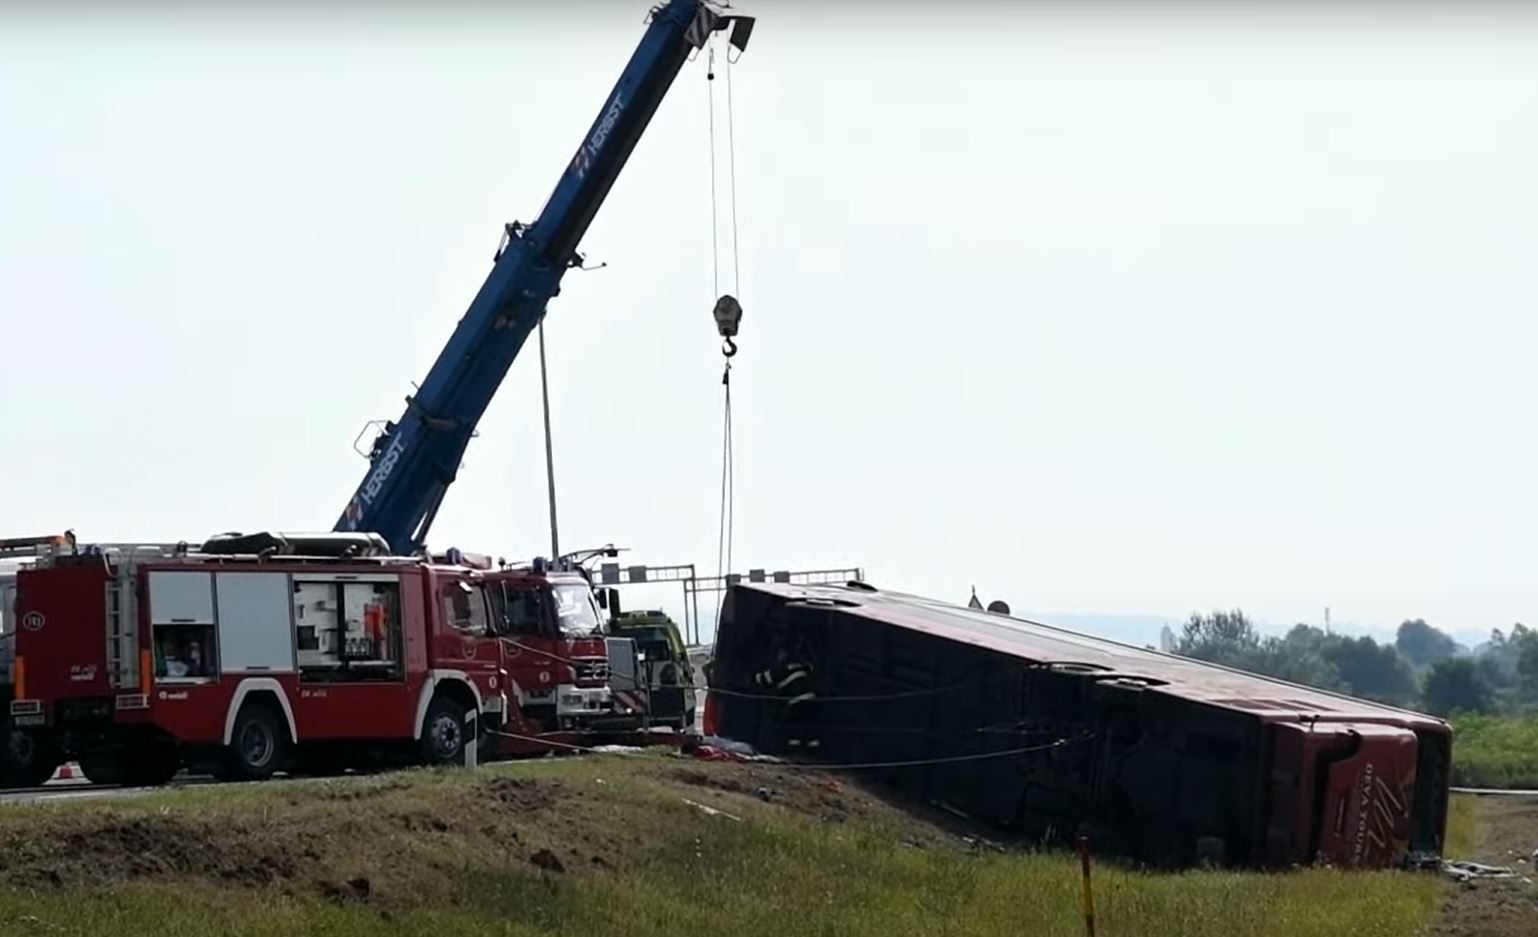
[[0, 771, 571, 895], [1432, 797, 1538, 937], [0, 756, 988, 905], [672, 762, 865, 825], [0, 813, 309, 890]]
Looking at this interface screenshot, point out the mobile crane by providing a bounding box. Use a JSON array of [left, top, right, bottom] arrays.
[[336, 0, 754, 556]]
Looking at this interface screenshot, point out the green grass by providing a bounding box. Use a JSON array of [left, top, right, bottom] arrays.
[[0, 757, 1459, 937], [1449, 713, 1538, 788], [1445, 792, 1478, 857]]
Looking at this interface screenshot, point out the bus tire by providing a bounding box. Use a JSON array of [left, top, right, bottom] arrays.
[[219, 703, 289, 782]]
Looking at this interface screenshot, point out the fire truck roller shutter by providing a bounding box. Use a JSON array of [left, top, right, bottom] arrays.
[[413, 670, 483, 740], [214, 573, 296, 674], [221, 678, 298, 745]]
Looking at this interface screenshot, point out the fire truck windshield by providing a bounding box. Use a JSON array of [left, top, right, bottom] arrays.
[[551, 583, 602, 637]]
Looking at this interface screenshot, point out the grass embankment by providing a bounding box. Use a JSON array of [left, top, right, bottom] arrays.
[[0, 756, 1465, 937], [1449, 713, 1538, 788]]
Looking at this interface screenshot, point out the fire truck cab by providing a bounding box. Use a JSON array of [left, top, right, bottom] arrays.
[[7, 533, 618, 785], [484, 563, 613, 732]]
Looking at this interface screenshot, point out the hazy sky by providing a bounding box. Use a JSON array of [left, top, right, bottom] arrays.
[[3, 2, 1536, 645]]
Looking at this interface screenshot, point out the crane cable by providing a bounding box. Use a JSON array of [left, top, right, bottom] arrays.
[[708, 39, 744, 633]]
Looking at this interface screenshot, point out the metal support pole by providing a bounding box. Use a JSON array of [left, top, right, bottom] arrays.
[[1077, 832, 1097, 937], [538, 319, 559, 560], [680, 581, 691, 647], [690, 565, 701, 645]]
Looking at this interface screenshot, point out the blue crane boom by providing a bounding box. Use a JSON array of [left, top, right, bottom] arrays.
[[335, 1, 753, 554]]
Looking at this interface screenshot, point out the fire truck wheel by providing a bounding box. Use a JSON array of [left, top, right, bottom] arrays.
[[77, 753, 126, 786], [419, 696, 471, 766], [0, 729, 63, 789], [220, 704, 290, 782]]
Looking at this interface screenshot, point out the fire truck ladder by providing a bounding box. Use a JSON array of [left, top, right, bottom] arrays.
[[105, 575, 134, 691], [0, 534, 74, 560]]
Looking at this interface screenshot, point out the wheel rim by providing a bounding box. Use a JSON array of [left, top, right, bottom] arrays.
[[239, 722, 275, 768], [431, 714, 463, 759]]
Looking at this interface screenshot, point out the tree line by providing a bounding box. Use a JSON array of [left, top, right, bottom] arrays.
[[1171, 610, 1538, 716]]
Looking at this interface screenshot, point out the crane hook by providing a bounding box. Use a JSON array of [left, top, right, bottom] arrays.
[[713, 294, 742, 353]]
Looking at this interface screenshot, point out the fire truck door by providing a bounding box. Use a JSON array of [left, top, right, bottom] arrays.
[[434, 577, 502, 709]]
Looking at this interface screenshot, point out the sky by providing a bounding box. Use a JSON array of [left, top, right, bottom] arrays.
[[3, 2, 1537, 647]]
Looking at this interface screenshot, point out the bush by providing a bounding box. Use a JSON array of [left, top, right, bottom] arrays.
[[1449, 712, 1538, 788]]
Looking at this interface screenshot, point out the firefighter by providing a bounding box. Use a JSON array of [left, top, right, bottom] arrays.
[[753, 652, 812, 695], [753, 631, 818, 752]]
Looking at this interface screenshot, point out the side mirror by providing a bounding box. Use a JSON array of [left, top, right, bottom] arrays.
[[595, 590, 608, 610], [606, 589, 622, 619]]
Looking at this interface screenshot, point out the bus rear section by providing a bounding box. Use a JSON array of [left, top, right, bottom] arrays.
[[1265, 719, 1448, 868]]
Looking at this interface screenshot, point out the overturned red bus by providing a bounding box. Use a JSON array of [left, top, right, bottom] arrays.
[[705, 582, 1451, 870]]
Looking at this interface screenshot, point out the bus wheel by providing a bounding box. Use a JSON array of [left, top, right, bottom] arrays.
[[220, 704, 289, 782], [419, 696, 470, 766]]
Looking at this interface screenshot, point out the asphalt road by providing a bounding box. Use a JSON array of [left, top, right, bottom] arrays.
[[0, 771, 235, 805]]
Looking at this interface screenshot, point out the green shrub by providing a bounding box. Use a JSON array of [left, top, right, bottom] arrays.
[[1449, 712, 1538, 788]]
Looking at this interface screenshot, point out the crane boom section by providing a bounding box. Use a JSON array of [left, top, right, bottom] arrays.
[[335, 1, 752, 554]]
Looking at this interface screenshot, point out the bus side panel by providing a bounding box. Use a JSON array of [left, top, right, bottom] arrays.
[[711, 590, 1267, 868]]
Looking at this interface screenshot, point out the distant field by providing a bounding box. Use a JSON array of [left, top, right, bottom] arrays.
[[0, 756, 1466, 937], [1449, 713, 1538, 789]]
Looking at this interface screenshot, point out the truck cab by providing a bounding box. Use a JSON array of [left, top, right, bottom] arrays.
[[482, 566, 613, 732], [608, 609, 697, 730]]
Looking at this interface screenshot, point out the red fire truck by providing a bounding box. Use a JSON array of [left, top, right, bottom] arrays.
[[6, 532, 620, 785]]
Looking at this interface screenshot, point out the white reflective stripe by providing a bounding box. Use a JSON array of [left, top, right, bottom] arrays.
[[412, 670, 483, 738], [786, 692, 816, 706], [776, 670, 809, 691], [613, 689, 648, 713], [222, 677, 298, 744]]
